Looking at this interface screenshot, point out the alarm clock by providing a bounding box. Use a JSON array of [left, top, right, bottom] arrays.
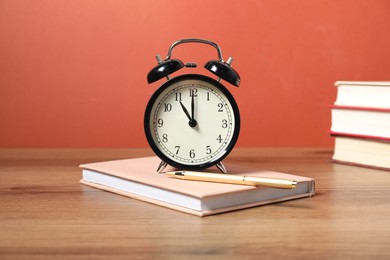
[[144, 38, 240, 173]]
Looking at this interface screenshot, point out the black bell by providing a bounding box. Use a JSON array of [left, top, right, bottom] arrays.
[[147, 59, 184, 84], [204, 60, 240, 87]]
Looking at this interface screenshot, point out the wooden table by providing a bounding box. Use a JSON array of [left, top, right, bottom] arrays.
[[1, 148, 390, 259]]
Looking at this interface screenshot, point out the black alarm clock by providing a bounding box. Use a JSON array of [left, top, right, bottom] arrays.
[[144, 38, 240, 173]]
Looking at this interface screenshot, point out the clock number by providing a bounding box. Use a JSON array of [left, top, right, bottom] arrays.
[[206, 145, 212, 155], [189, 149, 195, 159], [175, 146, 180, 155], [189, 88, 198, 97], [206, 92, 210, 101], [157, 118, 163, 128], [216, 134, 223, 143], [164, 103, 172, 112], [222, 119, 228, 128], [217, 103, 224, 112], [162, 134, 168, 143], [175, 92, 182, 101]]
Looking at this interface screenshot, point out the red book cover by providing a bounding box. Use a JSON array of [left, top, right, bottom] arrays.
[[329, 104, 390, 113], [329, 131, 390, 142]]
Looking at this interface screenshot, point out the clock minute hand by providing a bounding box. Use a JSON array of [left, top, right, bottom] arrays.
[[191, 93, 195, 121]]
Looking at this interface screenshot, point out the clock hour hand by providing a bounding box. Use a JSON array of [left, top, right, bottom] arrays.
[[179, 101, 191, 121], [179, 101, 197, 127]]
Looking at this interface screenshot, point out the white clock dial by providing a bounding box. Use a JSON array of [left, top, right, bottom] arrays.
[[145, 75, 240, 170]]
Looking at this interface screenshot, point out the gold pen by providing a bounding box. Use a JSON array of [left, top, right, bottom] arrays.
[[164, 171, 297, 189]]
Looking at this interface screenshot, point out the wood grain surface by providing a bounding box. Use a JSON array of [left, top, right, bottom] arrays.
[[1, 148, 390, 259]]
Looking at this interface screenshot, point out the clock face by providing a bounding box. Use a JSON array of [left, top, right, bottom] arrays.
[[144, 74, 240, 170]]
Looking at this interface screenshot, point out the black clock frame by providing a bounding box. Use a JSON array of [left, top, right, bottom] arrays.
[[144, 74, 240, 170]]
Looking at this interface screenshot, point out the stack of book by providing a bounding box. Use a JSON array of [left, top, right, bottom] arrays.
[[330, 81, 390, 171]]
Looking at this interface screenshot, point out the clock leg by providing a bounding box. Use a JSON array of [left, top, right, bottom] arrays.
[[157, 160, 168, 173], [216, 162, 227, 174]]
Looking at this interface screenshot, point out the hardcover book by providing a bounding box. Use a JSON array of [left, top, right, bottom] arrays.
[[334, 81, 390, 109], [332, 135, 390, 171], [330, 105, 390, 140], [80, 157, 315, 217]]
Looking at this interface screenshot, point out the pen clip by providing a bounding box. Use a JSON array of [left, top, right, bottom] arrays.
[[172, 171, 185, 176], [161, 171, 185, 176]]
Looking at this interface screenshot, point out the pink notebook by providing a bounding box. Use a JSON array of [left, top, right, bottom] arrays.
[[80, 157, 315, 217]]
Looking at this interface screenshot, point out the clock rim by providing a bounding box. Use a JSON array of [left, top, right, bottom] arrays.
[[144, 74, 240, 170]]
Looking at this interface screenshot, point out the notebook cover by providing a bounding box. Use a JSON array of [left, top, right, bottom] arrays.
[[80, 157, 315, 216]]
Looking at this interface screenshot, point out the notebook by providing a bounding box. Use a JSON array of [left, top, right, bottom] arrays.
[[80, 157, 315, 217]]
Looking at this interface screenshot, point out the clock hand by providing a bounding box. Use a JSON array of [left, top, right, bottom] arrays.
[[191, 92, 195, 121], [179, 101, 197, 127], [179, 101, 192, 121]]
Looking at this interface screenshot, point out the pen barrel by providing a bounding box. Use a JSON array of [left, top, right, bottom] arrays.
[[243, 176, 297, 189], [180, 172, 244, 184], [168, 171, 297, 189]]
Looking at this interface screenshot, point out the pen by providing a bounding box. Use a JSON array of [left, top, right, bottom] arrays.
[[164, 171, 297, 189]]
